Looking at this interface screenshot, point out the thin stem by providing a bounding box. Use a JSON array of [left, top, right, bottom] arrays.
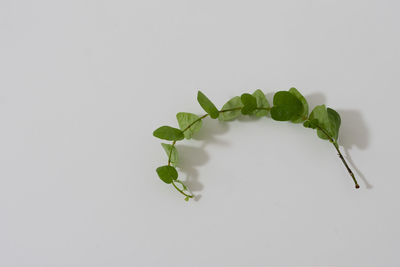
[[219, 107, 270, 113], [332, 142, 359, 188], [167, 140, 177, 166], [172, 181, 194, 198], [168, 114, 209, 197], [182, 114, 209, 132], [310, 122, 360, 189], [219, 107, 242, 113]]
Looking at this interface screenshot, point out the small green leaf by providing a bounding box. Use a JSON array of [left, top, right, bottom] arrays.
[[310, 118, 319, 125], [240, 93, 257, 115], [219, 96, 243, 121], [156, 165, 178, 184], [288, 87, 308, 123], [309, 105, 330, 140], [176, 112, 202, 139], [161, 143, 178, 166], [327, 108, 341, 141], [252, 89, 270, 117], [309, 105, 341, 141], [303, 119, 318, 129], [303, 120, 312, 128], [270, 91, 303, 121], [153, 126, 184, 141], [184, 196, 190, 201], [197, 91, 219, 119]]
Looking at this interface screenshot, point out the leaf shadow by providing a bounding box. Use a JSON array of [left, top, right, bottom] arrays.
[[336, 109, 372, 189], [192, 117, 230, 147], [306, 92, 372, 189], [177, 119, 230, 201]]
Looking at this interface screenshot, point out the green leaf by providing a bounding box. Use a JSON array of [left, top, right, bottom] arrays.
[[327, 108, 341, 141], [270, 91, 303, 121], [303, 119, 318, 129], [252, 89, 270, 117], [288, 87, 308, 123], [309, 105, 341, 141], [197, 91, 219, 119], [176, 112, 202, 139], [309, 105, 330, 140], [184, 196, 190, 201], [303, 120, 312, 128], [156, 165, 178, 184], [161, 143, 178, 167], [240, 93, 257, 115], [153, 126, 184, 141], [218, 96, 244, 121]]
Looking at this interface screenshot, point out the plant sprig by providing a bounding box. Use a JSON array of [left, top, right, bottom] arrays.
[[153, 88, 360, 201]]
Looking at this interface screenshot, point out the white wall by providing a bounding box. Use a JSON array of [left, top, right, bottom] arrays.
[[1, 1, 399, 266]]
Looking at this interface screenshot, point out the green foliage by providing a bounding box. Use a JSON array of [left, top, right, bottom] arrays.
[[327, 108, 341, 141], [156, 165, 178, 184], [308, 105, 330, 140], [288, 87, 308, 123], [197, 91, 219, 119], [240, 93, 257, 115], [252, 89, 270, 117], [154, 88, 359, 199], [153, 126, 184, 141], [219, 96, 243, 121], [161, 143, 178, 167], [270, 91, 303, 121], [176, 112, 202, 139], [303, 119, 319, 129], [308, 105, 341, 141]]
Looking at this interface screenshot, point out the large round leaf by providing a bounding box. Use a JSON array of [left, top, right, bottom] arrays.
[[288, 87, 308, 123], [270, 91, 303, 121]]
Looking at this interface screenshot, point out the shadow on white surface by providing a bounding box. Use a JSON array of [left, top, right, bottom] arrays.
[[177, 118, 230, 200], [338, 109, 372, 189], [175, 145, 208, 195]]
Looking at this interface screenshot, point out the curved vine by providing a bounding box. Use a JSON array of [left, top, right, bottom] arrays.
[[153, 88, 359, 201]]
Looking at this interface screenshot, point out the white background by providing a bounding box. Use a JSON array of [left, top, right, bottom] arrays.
[[1, 1, 399, 266]]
